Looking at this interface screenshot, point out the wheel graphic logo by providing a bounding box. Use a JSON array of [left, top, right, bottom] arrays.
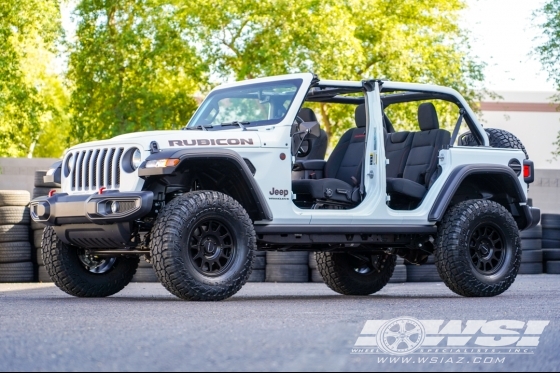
[[376, 317, 425, 355]]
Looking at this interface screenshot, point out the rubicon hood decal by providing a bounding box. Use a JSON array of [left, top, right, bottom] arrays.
[[169, 138, 255, 147]]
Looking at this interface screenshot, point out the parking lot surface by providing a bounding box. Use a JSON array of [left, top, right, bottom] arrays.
[[0, 276, 559, 372]]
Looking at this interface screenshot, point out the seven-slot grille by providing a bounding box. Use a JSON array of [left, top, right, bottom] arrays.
[[66, 148, 125, 191]]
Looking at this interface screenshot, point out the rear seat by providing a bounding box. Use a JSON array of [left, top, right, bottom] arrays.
[[385, 103, 450, 203]]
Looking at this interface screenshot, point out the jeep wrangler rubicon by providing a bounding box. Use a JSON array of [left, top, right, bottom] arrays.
[[31, 73, 540, 301]]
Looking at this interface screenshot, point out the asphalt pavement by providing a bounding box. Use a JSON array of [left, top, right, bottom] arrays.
[[0, 276, 559, 372]]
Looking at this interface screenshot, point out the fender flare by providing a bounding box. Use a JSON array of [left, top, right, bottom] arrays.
[[429, 164, 529, 226], [139, 148, 273, 221]]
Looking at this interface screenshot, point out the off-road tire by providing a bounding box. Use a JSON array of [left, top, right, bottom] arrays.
[[435, 200, 521, 297], [459, 128, 528, 159], [316, 252, 396, 296], [0, 190, 30, 207], [150, 191, 255, 301], [42, 226, 139, 297]]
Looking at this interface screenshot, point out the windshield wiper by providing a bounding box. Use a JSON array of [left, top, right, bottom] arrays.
[[184, 125, 212, 131], [220, 121, 250, 131]]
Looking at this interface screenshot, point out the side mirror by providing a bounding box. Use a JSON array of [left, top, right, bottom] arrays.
[[297, 121, 320, 138]]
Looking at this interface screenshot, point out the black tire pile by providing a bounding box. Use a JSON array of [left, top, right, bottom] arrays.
[[519, 224, 544, 274], [265, 252, 309, 282], [542, 214, 560, 275], [248, 251, 266, 282], [0, 190, 33, 282], [405, 257, 441, 282], [33, 170, 61, 283]]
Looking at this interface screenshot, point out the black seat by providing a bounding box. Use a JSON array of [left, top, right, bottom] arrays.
[[292, 104, 367, 204], [297, 108, 328, 160], [385, 131, 413, 178], [386, 103, 450, 201]]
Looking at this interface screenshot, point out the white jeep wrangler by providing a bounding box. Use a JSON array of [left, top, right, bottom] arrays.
[[31, 73, 540, 301]]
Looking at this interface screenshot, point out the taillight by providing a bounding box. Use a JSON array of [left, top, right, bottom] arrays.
[[523, 160, 534, 184]]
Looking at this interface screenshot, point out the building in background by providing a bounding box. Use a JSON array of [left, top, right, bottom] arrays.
[[478, 92, 560, 213]]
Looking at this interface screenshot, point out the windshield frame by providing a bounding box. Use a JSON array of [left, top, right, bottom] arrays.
[[186, 78, 304, 129]]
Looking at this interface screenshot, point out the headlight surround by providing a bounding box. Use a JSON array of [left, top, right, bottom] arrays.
[[132, 149, 142, 170], [122, 147, 143, 173]]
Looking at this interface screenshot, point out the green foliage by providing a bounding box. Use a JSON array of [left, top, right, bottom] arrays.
[[533, 0, 560, 160], [186, 0, 484, 143], [0, 0, 68, 158], [68, 0, 206, 144], [2, 0, 485, 157], [535, 0, 560, 90]]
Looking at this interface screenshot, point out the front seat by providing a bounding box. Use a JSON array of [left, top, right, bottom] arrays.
[[292, 104, 367, 204], [297, 108, 328, 160], [386, 103, 450, 202]]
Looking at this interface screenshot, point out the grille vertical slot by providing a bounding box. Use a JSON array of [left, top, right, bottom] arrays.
[[66, 146, 130, 191]]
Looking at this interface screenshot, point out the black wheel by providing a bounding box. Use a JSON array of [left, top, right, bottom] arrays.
[[150, 191, 255, 301], [316, 252, 396, 295], [435, 200, 521, 297], [459, 128, 528, 159], [42, 226, 139, 297]]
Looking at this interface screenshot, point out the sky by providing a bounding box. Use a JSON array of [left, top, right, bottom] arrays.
[[59, 0, 557, 93], [462, 0, 556, 92]]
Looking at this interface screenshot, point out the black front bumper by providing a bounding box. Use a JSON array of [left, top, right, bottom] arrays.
[[30, 191, 154, 226]]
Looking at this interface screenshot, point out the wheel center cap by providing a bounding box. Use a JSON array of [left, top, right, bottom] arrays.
[[480, 245, 490, 256], [203, 239, 217, 253]]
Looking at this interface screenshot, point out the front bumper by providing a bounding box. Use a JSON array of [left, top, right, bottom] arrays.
[[30, 191, 154, 226]]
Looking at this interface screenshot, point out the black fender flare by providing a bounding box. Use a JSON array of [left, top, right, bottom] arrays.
[[429, 164, 535, 229], [139, 148, 273, 221]]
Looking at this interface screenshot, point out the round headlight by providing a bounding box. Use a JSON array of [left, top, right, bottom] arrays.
[[132, 149, 142, 170]]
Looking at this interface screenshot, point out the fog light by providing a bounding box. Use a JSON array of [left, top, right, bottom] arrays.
[[110, 201, 120, 214]]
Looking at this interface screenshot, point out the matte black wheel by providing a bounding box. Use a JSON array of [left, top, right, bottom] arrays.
[[435, 200, 521, 297], [42, 226, 139, 297], [316, 252, 396, 295], [150, 191, 255, 301]]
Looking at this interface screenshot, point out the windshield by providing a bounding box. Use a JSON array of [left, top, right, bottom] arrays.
[[187, 79, 303, 129]]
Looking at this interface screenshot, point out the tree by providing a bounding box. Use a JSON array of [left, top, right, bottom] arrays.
[[184, 0, 484, 141], [68, 0, 207, 144], [534, 0, 560, 159], [0, 0, 68, 158]]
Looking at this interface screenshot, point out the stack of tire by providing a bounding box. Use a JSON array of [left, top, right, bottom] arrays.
[[0, 190, 34, 282], [519, 224, 544, 274], [266, 252, 309, 282], [33, 170, 60, 282], [308, 253, 406, 284], [132, 259, 159, 282], [406, 256, 442, 282], [542, 214, 560, 275], [309, 253, 322, 283], [248, 251, 266, 282], [391, 257, 407, 283]]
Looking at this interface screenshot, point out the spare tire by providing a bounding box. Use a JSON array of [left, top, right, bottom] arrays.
[[0, 262, 34, 282], [0, 225, 29, 243], [459, 128, 528, 159]]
